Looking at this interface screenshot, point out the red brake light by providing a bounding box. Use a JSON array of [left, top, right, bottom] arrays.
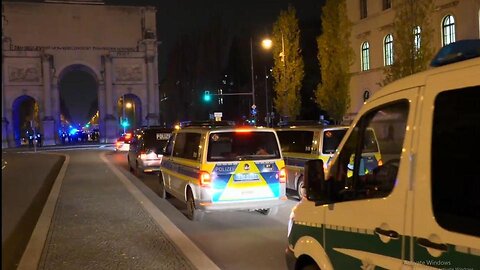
[[235, 128, 252, 133], [125, 133, 132, 140], [279, 168, 286, 183], [199, 171, 211, 187]]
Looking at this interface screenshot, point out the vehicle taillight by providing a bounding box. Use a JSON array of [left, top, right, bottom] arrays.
[[116, 141, 122, 147], [199, 171, 211, 187], [378, 159, 383, 167], [278, 168, 286, 183], [139, 151, 147, 160]]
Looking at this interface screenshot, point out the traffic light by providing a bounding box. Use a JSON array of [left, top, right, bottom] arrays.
[[203, 91, 211, 102], [121, 119, 130, 128]]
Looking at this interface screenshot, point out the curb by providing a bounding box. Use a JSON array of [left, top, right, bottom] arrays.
[[17, 154, 70, 270]]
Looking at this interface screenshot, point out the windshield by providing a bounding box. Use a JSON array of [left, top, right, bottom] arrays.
[[142, 130, 172, 152], [207, 131, 281, 161], [322, 129, 348, 154]]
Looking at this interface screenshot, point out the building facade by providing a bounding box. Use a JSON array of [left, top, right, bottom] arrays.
[[2, 1, 159, 147], [346, 0, 480, 118]]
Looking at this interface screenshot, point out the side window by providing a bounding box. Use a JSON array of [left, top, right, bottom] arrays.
[[173, 132, 201, 160], [277, 130, 314, 153], [328, 100, 409, 202], [164, 134, 175, 156], [432, 87, 480, 237]]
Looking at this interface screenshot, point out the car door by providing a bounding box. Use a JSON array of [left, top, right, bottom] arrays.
[[410, 70, 480, 267], [161, 133, 176, 192], [323, 88, 417, 269]]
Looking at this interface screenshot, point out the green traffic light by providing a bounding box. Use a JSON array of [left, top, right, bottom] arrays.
[[203, 91, 211, 102]]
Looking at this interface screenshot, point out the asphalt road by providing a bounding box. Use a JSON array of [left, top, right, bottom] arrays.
[[107, 150, 299, 270], [2, 147, 300, 270]]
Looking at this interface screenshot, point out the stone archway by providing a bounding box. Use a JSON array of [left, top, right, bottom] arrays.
[[11, 95, 38, 146], [57, 64, 101, 142]]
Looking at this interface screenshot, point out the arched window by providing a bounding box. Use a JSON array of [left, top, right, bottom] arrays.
[[413, 26, 421, 51], [361, 42, 370, 71], [442, 15, 456, 46], [384, 34, 394, 66]]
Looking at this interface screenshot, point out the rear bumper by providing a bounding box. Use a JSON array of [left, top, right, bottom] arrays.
[[139, 159, 161, 172], [196, 196, 287, 212]]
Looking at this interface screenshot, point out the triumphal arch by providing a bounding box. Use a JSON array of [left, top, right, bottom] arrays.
[[2, 1, 159, 147]]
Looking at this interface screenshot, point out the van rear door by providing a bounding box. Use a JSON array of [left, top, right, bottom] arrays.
[[206, 130, 284, 202]]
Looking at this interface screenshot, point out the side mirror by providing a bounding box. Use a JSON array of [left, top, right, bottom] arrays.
[[304, 159, 329, 203]]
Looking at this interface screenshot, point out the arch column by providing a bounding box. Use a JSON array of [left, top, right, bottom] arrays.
[[2, 53, 9, 148], [145, 55, 158, 126], [41, 53, 55, 145], [102, 54, 117, 142]]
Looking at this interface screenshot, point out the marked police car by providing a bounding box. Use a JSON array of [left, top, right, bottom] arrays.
[[159, 121, 287, 221]]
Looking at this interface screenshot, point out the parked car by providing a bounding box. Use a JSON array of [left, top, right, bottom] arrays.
[[127, 127, 172, 174], [275, 122, 349, 199], [115, 132, 133, 152]]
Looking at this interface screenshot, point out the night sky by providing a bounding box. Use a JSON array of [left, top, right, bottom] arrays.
[[108, 0, 325, 77], [60, 0, 326, 125]]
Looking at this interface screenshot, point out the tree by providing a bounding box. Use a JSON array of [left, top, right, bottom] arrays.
[[381, 0, 435, 85], [315, 0, 353, 124], [272, 5, 304, 120]]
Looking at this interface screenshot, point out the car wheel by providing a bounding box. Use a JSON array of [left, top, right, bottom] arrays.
[[135, 161, 141, 176], [258, 207, 278, 216], [158, 173, 170, 199], [297, 177, 306, 199], [186, 189, 204, 221], [128, 156, 134, 172], [301, 264, 320, 270]]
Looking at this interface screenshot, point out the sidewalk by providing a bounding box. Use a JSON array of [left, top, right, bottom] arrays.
[[14, 150, 218, 270]]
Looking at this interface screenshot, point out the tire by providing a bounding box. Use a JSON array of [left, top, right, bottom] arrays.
[[296, 177, 306, 199], [186, 189, 204, 221], [301, 264, 320, 270], [128, 157, 134, 172], [158, 173, 170, 199], [135, 161, 141, 176], [258, 207, 278, 216]]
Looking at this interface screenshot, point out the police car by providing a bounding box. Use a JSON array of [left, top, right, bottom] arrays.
[[159, 121, 287, 221]]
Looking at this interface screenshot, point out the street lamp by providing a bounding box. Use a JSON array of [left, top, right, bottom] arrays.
[[262, 38, 272, 127], [250, 38, 256, 107]]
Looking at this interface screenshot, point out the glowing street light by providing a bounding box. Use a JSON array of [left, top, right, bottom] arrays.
[[262, 38, 272, 50]]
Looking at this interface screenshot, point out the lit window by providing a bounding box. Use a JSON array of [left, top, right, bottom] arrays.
[[361, 41, 370, 71], [442, 15, 456, 46], [360, 0, 368, 19], [413, 26, 421, 51], [384, 34, 394, 66]]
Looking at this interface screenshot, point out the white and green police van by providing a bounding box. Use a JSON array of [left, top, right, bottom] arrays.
[[285, 40, 480, 269]]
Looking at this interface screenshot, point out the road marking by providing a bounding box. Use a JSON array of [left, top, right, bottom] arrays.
[[100, 153, 220, 270], [17, 153, 70, 270]]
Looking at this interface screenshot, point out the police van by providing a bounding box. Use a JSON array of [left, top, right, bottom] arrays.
[[286, 40, 480, 269], [275, 123, 349, 199], [159, 121, 287, 221]]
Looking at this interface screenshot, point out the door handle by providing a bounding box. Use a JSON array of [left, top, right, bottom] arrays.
[[417, 238, 448, 252], [374, 227, 399, 239]]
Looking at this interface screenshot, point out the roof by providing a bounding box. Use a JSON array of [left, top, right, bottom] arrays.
[[368, 54, 480, 104]]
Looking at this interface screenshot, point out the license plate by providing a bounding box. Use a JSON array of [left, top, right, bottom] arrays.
[[234, 173, 259, 181]]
